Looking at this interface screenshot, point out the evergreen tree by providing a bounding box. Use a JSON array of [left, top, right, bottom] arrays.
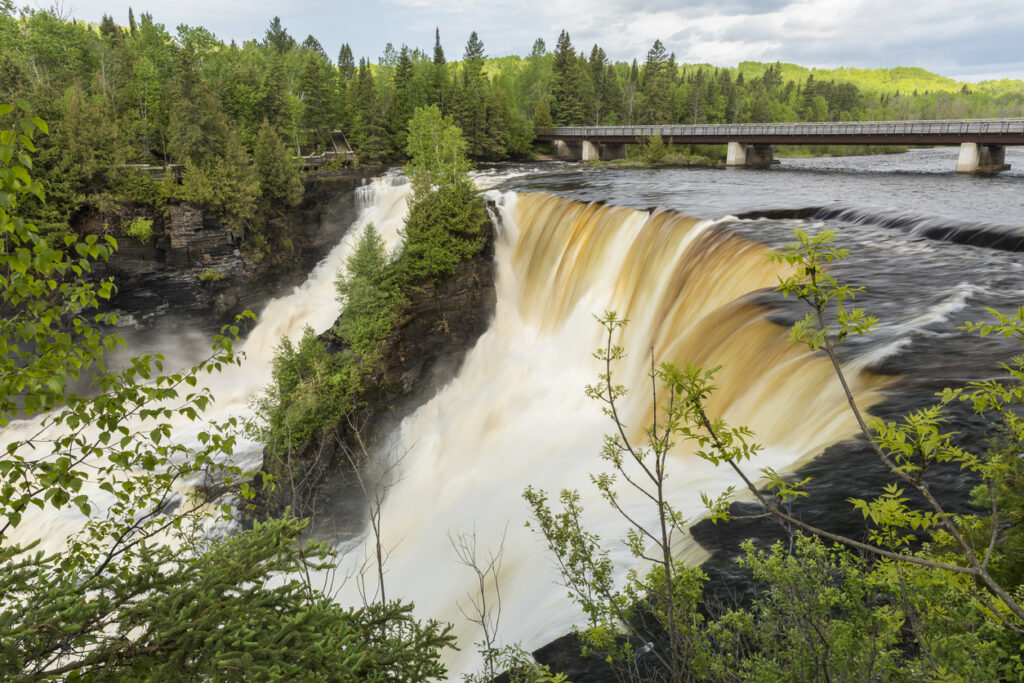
[[337, 43, 355, 81], [263, 16, 295, 53], [464, 30, 485, 65], [640, 39, 672, 123], [127, 7, 136, 36], [299, 51, 332, 148], [165, 53, 231, 165], [254, 118, 303, 209], [459, 32, 488, 156], [432, 27, 446, 65], [385, 45, 416, 154], [431, 27, 447, 109], [259, 53, 290, 139], [99, 14, 119, 39], [301, 34, 328, 61], [550, 30, 585, 125]]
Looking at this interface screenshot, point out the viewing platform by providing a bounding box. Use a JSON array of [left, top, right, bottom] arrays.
[[535, 119, 1024, 173]]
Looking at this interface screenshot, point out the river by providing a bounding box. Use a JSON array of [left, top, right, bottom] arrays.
[[5, 147, 1024, 677]]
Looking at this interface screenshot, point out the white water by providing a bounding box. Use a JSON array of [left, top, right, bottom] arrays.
[[1, 176, 413, 553], [3, 175, 886, 679], [327, 191, 887, 676]]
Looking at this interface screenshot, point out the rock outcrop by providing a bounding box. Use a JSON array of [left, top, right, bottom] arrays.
[[77, 170, 384, 331], [257, 217, 498, 524]]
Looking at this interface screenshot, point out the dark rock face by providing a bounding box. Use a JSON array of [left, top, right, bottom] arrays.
[[376, 235, 497, 401], [79, 170, 383, 332], [256, 219, 498, 528]]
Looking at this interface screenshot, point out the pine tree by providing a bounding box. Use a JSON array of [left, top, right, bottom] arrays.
[[254, 118, 303, 209], [127, 7, 136, 36], [301, 34, 328, 61], [299, 52, 332, 150], [337, 43, 355, 81], [430, 28, 447, 109], [640, 39, 672, 123], [264, 16, 295, 53], [550, 30, 585, 125], [459, 32, 488, 156]]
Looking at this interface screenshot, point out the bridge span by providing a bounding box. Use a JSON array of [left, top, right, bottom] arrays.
[[535, 119, 1024, 173]]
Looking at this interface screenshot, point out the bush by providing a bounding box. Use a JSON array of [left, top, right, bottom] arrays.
[[124, 216, 153, 244], [198, 267, 226, 282]]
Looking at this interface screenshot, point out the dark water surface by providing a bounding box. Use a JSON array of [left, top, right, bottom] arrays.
[[500, 146, 1024, 223]]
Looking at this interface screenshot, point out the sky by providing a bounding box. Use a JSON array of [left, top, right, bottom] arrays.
[[55, 0, 1024, 82]]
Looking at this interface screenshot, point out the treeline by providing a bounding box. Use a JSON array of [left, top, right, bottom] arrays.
[[3, 6, 1023, 239]]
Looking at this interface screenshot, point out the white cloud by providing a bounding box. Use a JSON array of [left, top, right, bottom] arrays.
[[55, 0, 1024, 78]]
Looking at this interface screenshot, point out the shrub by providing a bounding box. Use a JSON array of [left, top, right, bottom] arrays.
[[198, 267, 226, 282], [124, 216, 153, 244]]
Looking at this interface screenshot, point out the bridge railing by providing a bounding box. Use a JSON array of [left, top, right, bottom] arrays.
[[535, 119, 1024, 139]]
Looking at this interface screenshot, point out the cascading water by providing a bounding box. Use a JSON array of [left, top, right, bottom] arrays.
[[9, 159, 1012, 679], [329, 191, 890, 675], [1, 175, 413, 553]]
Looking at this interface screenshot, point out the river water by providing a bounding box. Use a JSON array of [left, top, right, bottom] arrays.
[[5, 148, 1024, 678], [378, 148, 1024, 674]]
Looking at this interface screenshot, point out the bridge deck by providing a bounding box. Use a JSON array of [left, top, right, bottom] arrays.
[[535, 119, 1024, 146]]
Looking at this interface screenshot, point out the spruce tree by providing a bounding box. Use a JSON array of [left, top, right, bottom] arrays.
[[254, 118, 303, 210], [337, 43, 355, 81]]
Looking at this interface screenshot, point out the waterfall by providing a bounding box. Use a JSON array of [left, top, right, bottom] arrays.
[[3, 177, 891, 677], [1, 175, 414, 553], [332, 191, 889, 675]]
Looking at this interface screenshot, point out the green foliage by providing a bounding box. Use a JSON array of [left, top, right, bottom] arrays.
[[0, 100, 117, 423], [124, 216, 153, 243], [254, 118, 303, 210], [404, 104, 473, 198], [198, 267, 226, 282], [399, 180, 487, 281], [642, 132, 668, 163], [334, 224, 404, 358], [164, 133, 259, 234], [1, 515, 455, 681], [251, 325, 361, 459], [703, 533, 1022, 682]]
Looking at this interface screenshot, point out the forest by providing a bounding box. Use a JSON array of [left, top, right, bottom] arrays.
[[3, 5, 1024, 245], [4, 4, 1024, 680]]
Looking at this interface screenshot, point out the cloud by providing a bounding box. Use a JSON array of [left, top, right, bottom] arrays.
[[56, 0, 1024, 79]]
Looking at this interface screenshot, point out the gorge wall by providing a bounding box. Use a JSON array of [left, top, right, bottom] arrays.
[[74, 170, 385, 331]]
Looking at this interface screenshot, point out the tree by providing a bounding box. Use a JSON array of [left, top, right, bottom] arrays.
[[525, 228, 1024, 680], [430, 28, 447, 109], [254, 118, 302, 210], [334, 224, 403, 357], [263, 15, 295, 53], [403, 104, 472, 197], [1, 103, 456, 679], [640, 39, 672, 123], [337, 43, 355, 81], [400, 105, 486, 280], [550, 31, 585, 126]]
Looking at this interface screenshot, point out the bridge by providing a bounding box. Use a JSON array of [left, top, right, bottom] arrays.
[[535, 119, 1024, 173]]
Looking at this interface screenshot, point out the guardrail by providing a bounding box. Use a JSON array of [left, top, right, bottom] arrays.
[[535, 119, 1024, 144]]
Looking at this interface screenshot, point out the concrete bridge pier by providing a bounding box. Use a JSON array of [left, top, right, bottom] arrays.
[[726, 142, 776, 168], [956, 143, 1010, 174]]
